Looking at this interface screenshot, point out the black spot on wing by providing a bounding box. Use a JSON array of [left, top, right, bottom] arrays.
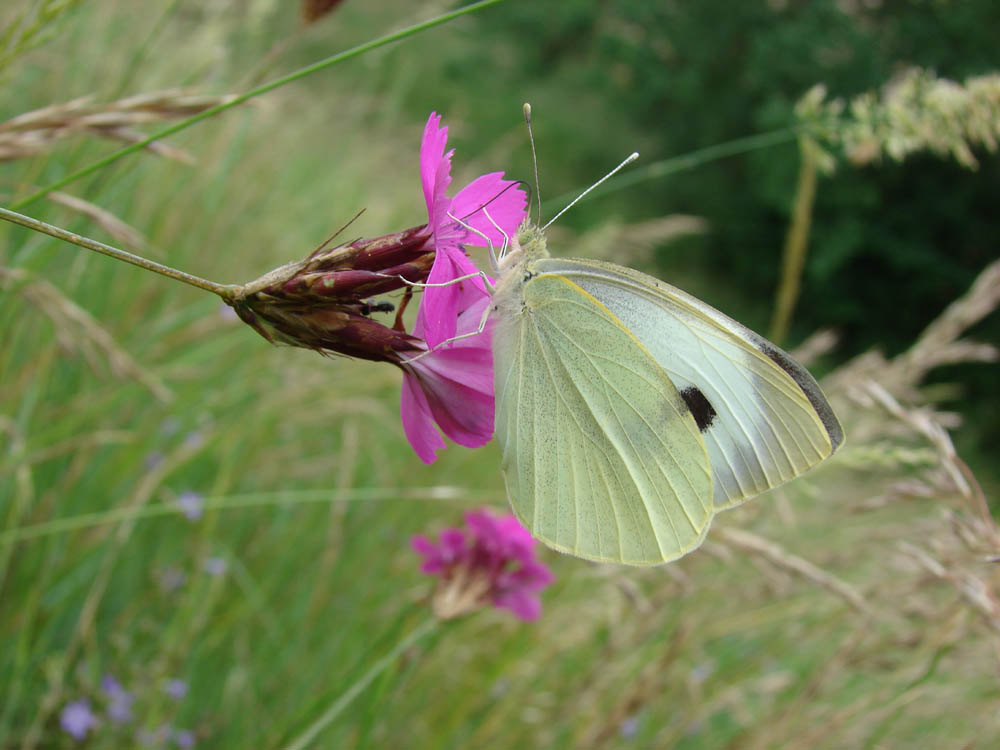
[[680, 387, 717, 433]]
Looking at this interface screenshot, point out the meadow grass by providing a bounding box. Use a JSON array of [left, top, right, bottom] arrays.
[[2, 1, 999, 748]]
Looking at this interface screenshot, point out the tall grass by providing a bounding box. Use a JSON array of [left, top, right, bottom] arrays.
[[2, 1, 998, 748]]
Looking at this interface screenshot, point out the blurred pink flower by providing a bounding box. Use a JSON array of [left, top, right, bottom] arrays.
[[399, 113, 527, 464], [411, 508, 554, 621]]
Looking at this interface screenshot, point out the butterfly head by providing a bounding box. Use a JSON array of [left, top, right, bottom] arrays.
[[497, 220, 549, 276]]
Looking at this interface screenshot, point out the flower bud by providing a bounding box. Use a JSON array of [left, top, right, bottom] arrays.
[[228, 225, 433, 364]]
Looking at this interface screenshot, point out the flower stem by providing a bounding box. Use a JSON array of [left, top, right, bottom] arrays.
[[9, 0, 509, 210], [281, 618, 439, 750], [769, 136, 819, 344], [0, 486, 475, 547], [544, 126, 800, 212], [0, 206, 239, 299]]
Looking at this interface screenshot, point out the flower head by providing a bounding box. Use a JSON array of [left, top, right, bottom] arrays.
[[411, 508, 554, 621], [417, 112, 526, 348], [60, 699, 98, 741], [226, 113, 525, 466], [399, 114, 527, 464]]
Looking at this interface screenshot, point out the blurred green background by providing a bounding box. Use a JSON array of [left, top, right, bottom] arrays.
[[1, 0, 998, 747]]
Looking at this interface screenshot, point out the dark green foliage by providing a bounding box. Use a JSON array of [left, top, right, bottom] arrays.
[[402, 0, 1000, 357]]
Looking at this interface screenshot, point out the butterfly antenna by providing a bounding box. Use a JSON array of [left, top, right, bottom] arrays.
[[542, 151, 640, 231], [523, 102, 543, 222]]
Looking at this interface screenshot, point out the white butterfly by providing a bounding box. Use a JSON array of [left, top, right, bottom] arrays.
[[485, 173, 842, 566]]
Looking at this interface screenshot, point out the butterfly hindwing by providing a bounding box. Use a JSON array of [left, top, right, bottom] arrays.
[[535, 258, 843, 511], [493, 272, 714, 565]]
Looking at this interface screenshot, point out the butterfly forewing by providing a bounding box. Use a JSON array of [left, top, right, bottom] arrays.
[[536, 258, 843, 511], [493, 273, 713, 565]]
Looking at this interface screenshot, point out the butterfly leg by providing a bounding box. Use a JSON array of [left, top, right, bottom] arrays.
[[445, 210, 508, 277], [481, 207, 511, 267], [398, 301, 493, 364], [371, 212, 496, 294], [373, 268, 494, 293]]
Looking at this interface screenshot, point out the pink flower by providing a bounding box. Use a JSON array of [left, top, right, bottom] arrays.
[[411, 508, 554, 622], [418, 113, 526, 348], [400, 288, 494, 464], [420, 112, 528, 347], [399, 114, 527, 464]]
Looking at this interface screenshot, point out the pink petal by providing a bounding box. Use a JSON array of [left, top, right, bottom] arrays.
[[496, 515, 537, 561], [493, 588, 543, 621], [430, 158, 460, 249], [422, 295, 496, 406], [420, 113, 452, 225], [440, 528, 468, 562], [417, 246, 489, 348], [420, 559, 445, 575], [400, 369, 448, 464], [454, 296, 495, 356], [499, 561, 555, 592], [416, 354, 494, 447], [465, 509, 504, 550], [410, 535, 447, 575], [419, 114, 466, 255], [427, 343, 494, 396], [451, 172, 528, 250], [410, 535, 440, 559], [400, 325, 494, 461]]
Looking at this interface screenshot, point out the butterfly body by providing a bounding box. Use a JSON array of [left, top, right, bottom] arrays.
[[489, 221, 843, 566]]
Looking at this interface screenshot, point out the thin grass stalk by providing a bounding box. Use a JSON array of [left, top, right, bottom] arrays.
[[770, 135, 820, 344], [0, 418, 34, 594], [0, 0, 85, 78], [0, 487, 479, 547], [0, 206, 238, 297], [17, 433, 212, 750], [0, 266, 173, 400], [544, 127, 800, 214], [281, 618, 439, 750]]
